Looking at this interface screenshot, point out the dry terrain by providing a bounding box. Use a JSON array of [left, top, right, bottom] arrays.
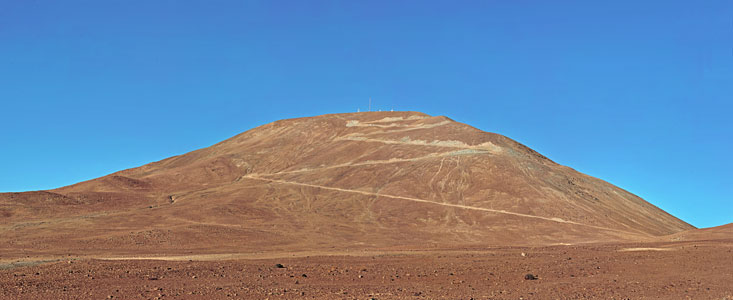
[[1, 238, 731, 299], [1, 111, 730, 299]]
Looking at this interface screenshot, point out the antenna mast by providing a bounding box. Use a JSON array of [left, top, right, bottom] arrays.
[[369, 97, 372, 112]]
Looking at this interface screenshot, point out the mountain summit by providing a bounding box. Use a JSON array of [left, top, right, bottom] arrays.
[[1, 112, 693, 256]]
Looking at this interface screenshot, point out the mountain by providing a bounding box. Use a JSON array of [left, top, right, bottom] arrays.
[[663, 223, 732, 242], [0, 111, 694, 256]]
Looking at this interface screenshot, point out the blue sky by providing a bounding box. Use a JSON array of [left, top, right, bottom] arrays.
[[0, 1, 730, 228]]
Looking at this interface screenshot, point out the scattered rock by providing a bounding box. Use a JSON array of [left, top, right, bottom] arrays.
[[524, 274, 538, 280], [274, 264, 285, 269]]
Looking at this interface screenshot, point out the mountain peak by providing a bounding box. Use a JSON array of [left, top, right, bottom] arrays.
[[1, 112, 693, 255]]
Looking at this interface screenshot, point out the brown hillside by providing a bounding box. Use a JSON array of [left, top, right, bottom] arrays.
[[662, 223, 733, 242], [0, 111, 694, 257]]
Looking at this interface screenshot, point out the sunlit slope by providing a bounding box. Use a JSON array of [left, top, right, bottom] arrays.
[[0, 112, 694, 255]]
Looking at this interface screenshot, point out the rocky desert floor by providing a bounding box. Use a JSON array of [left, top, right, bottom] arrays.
[[1, 239, 731, 299]]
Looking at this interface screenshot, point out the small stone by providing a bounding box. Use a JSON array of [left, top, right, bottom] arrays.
[[524, 274, 538, 280]]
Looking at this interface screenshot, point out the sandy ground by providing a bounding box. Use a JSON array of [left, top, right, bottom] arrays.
[[1, 240, 731, 299]]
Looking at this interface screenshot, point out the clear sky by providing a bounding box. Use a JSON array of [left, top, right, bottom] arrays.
[[1, 1, 731, 228]]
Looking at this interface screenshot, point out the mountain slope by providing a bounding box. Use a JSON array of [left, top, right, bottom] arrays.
[[0, 111, 694, 256]]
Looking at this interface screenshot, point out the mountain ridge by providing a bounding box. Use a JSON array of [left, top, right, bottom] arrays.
[[0, 111, 695, 257]]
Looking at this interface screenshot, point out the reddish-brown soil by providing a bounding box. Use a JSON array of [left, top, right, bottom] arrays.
[[1, 111, 730, 299], [1, 239, 731, 299]]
